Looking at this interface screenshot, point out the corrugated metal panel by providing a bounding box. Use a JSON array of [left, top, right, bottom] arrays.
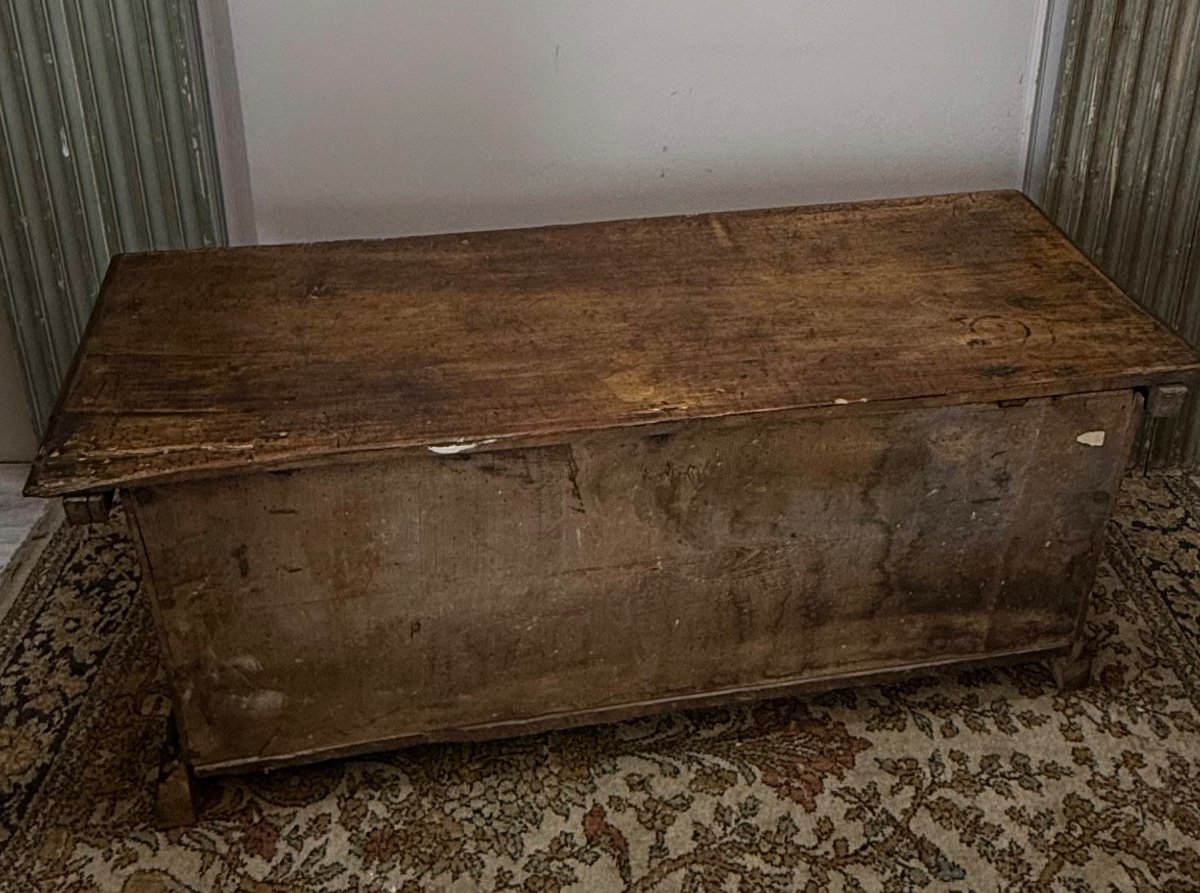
[[0, 0, 224, 435], [1037, 0, 1200, 468]]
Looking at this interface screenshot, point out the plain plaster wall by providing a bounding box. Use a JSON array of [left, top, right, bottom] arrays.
[[225, 0, 1046, 244], [0, 323, 35, 462]]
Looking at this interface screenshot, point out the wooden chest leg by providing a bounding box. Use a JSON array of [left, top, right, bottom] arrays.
[[155, 762, 198, 829], [154, 712, 198, 828], [1050, 551, 1095, 694], [1050, 640, 1093, 693]]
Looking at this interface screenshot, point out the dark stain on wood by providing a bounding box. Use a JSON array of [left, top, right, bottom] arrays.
[[231, 544, 250, 579]]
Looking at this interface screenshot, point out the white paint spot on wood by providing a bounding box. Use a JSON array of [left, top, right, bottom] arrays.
[[1076, 430, 1106, 447], [833, 397, 869, 405], [428, 438, 498, 454]]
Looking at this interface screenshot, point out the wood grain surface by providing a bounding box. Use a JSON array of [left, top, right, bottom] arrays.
[[125, 391, 1137, 773], [28, 190, 1199, 497]]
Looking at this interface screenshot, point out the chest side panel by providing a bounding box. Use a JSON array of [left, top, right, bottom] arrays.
[[127, 391, 1137, 772]]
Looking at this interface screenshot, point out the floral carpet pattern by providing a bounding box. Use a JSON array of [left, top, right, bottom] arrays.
[[2, 474, 1200, 892]]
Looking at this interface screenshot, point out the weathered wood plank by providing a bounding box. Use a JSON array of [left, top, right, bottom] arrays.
[[27, 190, 1199, 497], [126, 391, 1137, 773]]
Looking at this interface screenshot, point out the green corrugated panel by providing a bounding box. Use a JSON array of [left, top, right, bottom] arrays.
[[1038, 0, 1200, 468], [0, 0, 224, 435]]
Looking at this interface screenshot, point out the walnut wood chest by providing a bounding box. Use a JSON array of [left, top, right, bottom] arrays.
[[26, 191, 1200, 792]]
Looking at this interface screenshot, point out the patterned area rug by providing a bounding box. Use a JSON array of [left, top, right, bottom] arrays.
[[2, 475, 1200, 892]]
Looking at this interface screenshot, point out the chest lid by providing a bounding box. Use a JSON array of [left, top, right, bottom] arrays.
[[27, 190, 1200, 497]]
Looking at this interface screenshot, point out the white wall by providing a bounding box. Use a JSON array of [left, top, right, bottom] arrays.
[[226, 0, 1046, 244], [0, 323, 36, 462]]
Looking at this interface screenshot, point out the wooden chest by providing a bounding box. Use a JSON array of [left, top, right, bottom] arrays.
[[27, 191, 1200, 788]]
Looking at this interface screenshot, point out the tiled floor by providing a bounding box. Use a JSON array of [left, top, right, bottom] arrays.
[[0, 464, 44, 564], [0, 463, 56, 619]]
